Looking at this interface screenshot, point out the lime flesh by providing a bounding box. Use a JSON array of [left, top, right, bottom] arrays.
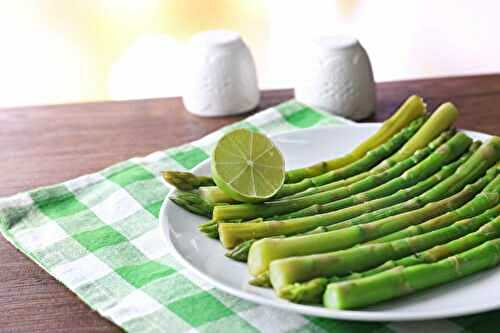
[[211, 129, 285, 203]]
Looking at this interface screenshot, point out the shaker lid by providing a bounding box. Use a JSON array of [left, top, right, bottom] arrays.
[[314, 35, 359, 51], [190, 30, 243, 49]]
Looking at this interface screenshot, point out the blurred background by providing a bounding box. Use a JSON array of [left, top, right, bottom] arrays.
[[1, 0, 498, 108]]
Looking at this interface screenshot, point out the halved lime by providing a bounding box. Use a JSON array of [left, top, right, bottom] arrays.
[[211, 129, 285, 203]]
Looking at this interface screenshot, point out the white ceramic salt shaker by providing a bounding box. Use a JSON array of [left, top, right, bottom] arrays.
[[182, 30, 259, 117], [294, 36, 376, 120]]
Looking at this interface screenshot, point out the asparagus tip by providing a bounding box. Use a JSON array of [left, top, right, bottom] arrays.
[[162, 170, 214, 190], [277, 278, 329, 304], [171, 191, 213, 218], [249, 271, 271, 287], [225, 239, 255, 262]]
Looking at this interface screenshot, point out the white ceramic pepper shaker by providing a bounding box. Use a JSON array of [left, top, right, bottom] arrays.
[[294, 36, 376, 120], [182, 30, 260, 117]]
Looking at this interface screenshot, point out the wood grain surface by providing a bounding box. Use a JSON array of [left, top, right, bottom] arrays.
[[1, 75, 499, 332]]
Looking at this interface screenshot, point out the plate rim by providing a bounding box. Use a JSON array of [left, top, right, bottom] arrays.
[[160, 123, 498, 322]]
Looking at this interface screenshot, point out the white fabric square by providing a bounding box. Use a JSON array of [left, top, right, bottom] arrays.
[[246, 107, 280, 128], [66, 173, 106, 193], [388, 320, 462, 333], [103, 289, 163, 324], [0, 193, 33, 210], [52, 253, 113, 289], [238, 306, 309, 333], [131, 227, 169, 260], [142, 151, 167, 164], [15, 222, 68, 252], [194, 130, 223, 148], [90, 188, 142, 225]]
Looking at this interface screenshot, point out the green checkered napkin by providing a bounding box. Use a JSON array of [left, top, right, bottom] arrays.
[[0, 100, 497, 333]]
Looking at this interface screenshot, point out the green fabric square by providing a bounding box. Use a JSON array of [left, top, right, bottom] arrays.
[[112, 210, 157, 240], [280, 107, 325, 128], [38, 196, 87, 219], [116, 261, 175, 288], [167, 291, 233, 327], [108, 164, 154, 187], [74, 225, 127, 252], [145, 201, 163, 219], [100, 160, 135, 178], [31, 186, 87, 219], [170, 146, 209, 170], [122, 308, 191, 333], [94, 241, 147, 269], [76, 272, 135, 310], [277, 101, 326, 128], [308, 316, 386, 333], [198, 314, 258, 333], [125, 178, 168, 208]]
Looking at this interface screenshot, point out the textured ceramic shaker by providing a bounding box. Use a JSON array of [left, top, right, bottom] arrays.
[[294, 36, 376, 120], [182, 30, 259, 117]]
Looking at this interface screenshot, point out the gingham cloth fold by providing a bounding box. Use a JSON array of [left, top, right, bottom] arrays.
[[0, 100, 496, 333]]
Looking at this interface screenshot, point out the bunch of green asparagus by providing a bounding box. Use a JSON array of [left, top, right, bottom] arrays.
[[163, 95, 500, 310]]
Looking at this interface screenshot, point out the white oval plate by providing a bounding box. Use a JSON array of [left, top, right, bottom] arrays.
[[160, 124, 500, 322]]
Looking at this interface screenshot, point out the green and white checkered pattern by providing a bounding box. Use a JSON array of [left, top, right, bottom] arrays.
[[0, 100, 497, 332]]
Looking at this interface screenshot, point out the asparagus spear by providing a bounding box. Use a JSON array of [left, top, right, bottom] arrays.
[[225, 143, 478, 261], [276, 134, 471, 222], [334, 205, 500, 284], [309, 139, 500, 234], [215, 132, 469, 223], [368, 166, 500, 243], [285, 95, 427, 183], [271, 201, 500, 297], [323, 238, 500, 309], [248, 166, 499, 278], [384, 102, 457, 163], [218, 133, 474, 247]]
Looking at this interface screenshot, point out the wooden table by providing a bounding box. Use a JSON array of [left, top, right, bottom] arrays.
[[1, 75, 499, 332]]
